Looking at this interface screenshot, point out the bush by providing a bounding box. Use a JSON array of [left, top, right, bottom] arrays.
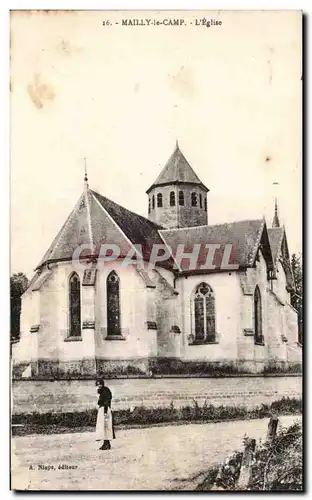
[[198, 421, 303, 491], [249, 421, 303, 491]]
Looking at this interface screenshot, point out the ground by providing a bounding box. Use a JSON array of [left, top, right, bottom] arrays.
[[12, 415, 299, 491]]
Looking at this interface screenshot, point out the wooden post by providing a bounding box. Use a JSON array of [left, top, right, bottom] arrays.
[[266, 416, 279, 443], [237, 438, 256, 490]]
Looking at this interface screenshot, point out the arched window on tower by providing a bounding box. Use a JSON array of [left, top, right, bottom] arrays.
[[192, 283, 216, 344], [107, 271, 121, 337], [152, 195, 155, 210], [191, 192, 198, 207], [157, 193, 163, 207], [170, 191, 175, 206], [254, 285, 263, 345], [179, 191, 184, 206], [204, 198, 207, 212], [199, 193, 202, 208], [148, 198, 151, 214], [69, 272, 81, 337]]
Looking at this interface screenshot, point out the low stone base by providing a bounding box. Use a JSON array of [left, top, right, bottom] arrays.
[[96, 358, 149, 377], [264, 360, 302, 374], [150, 358, 247, 375], [13, 357, 149, 379], [12, 356, 302, 379], [13, 358, 97, 379], [236, 360, 265, 374], [59, 358, 97, 377], [12, 362, 31, 379]]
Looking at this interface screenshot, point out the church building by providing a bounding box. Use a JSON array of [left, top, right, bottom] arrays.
[[12, 143, 302, 378]]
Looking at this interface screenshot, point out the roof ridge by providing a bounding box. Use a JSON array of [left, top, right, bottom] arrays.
[[35, 192, 85, 269], [247, 218, 265, 266], [160, 218, 264, 233]]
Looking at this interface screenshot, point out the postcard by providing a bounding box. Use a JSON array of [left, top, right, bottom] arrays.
[[10, 10, 302, 491]]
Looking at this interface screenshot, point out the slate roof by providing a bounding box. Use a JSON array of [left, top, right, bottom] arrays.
[[160, 219, 274, 272], [36, 189, 273, 276], [36, 189, 173, 271], [267, 227, 285, 264], [91, 190, 174, 268], [267, 226, 294, 289], [146, 143, 208, 193]]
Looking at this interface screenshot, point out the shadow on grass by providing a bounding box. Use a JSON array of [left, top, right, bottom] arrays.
[[170, 467, 219, 491]]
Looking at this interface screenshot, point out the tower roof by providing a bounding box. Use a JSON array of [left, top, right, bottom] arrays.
[[146, 142, 209, 194]]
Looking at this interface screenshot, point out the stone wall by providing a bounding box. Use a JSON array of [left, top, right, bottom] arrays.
[[12, 375, 302, 415], [178, 272, 241, 362]]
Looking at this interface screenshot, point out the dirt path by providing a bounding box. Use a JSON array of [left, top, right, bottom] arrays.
[[11, 415, 300, 491]]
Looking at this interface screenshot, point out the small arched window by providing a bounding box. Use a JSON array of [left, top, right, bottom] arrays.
[[69, 272, 81, 337], [148, 199, 151, 214], [157, 193, 163, 208], [152, 195, 155, 210], [192, 283, 216, 343], [179, 191, 184, 206], [204, 198, 207, 212], [191, 192, 198, 207], [107, 271, 121, 336], [199, 193, 202, 208], [170, 191, 175, 206], [254, 286, 263, 345]]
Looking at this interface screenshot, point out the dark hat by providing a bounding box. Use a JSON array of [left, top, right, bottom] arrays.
[[95, 377, 105, 386]]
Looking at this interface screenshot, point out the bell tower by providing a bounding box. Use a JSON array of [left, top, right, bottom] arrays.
[[146, 142, 209, 229]]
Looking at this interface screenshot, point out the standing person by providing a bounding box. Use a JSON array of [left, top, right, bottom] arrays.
[[95, 378, 115, 450]]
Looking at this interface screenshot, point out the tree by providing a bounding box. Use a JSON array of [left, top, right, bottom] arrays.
[[10, 272, 29, 342], [290, 253, 303, 344]]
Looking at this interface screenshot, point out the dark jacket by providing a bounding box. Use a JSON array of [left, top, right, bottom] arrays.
[[97, 386, 112, 413]]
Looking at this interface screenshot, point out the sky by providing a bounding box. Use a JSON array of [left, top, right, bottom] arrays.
[[10, 10, 302, 278]]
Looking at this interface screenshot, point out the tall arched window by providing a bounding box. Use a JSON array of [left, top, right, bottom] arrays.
[[170, 191, 175, 206], [157, 193, 163, 207], [192, 283, 216, 343], [179, 190, 184, 206], [148, 199, 151, 214], [191, 192, 198, 207], [199, 193, 202, 208], [107, 271, 121, 336], [204, 198, 207, 212], [254, 286, 263, 344], [69, 272, 81, 337], [152, 195, 155, 210]]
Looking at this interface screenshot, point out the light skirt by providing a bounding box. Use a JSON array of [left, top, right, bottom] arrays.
[[95, 407, 114, 441]]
